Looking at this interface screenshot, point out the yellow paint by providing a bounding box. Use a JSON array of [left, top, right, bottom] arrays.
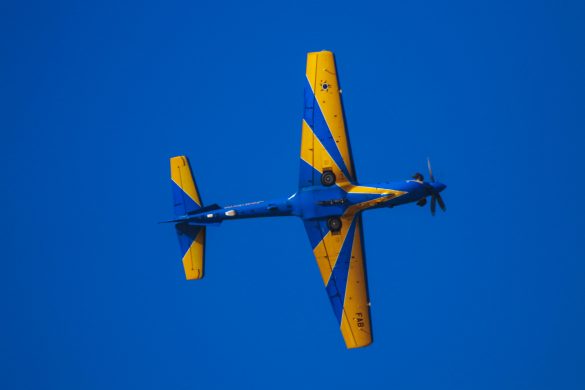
[[346, 194, 402, 215], [305, 51, 355, 181], [340, 217, 372, 349], [305, 52, 318, 94], [343, 184, 407, 214], [300, 119, 352, 184], [170, 156, 202, 207], [309, 214, 372, 348], [299, 120, 314, 169], [303, 52, 406, 348], [182, 227, 205, 280], [312, 214, 356, 284], [346, 185, 405, 196]]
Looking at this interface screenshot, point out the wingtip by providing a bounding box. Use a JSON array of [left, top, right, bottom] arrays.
[[346, 339, 373, 350]]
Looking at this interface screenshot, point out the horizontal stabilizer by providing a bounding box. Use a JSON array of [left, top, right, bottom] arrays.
[[171, 156, 202, 216], [189, 203, 221, 215], [176, 223, 205, 280]]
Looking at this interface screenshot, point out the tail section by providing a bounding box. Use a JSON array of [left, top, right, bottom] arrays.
[[170, 156, 205, 279], [176, 223, 205, 280], [170, 156, 202, 216]]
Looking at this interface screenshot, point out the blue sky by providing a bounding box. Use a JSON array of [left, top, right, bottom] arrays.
[[1, 1, 584, 389]]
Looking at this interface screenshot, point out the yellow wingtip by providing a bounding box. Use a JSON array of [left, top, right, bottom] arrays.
[[170, 155, 202, 207]]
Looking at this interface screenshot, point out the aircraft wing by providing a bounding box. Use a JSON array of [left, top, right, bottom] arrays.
[[299, 51, 357, 188], [304, 214, 372, 348]]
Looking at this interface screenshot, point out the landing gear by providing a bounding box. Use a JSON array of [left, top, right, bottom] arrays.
[[417, 198, 427, 207], [328, 217, 342, 232], [321, 170, 336, 186]]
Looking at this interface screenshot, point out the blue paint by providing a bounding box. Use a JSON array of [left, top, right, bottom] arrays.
[[175, 223, 201, 256], [172, 179, 444, 226], [303, 219, 328, 249], [326, 216, 358, 323], [171, 181, 200, 216], [5, 1, 584, 388], [303, 78, 354, 181], [298, 158, 321, 188]]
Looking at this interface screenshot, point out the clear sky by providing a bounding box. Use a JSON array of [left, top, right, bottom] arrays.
[[1, 1, 584, 389]]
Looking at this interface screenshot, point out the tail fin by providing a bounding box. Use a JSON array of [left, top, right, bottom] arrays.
[[170, 156, 202, 216], [170, 156, 205, 279], [176, 223, 205, 280]]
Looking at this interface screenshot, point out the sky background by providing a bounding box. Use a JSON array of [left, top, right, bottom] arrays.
[[1, 1, 584, 389]]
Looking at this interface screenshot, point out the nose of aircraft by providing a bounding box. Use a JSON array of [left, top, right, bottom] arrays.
[[432, 182, 447, 193]]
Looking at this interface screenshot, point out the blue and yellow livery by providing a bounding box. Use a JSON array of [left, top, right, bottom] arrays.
[[164, 51, 447, 349], [170, 156, 206, 280]]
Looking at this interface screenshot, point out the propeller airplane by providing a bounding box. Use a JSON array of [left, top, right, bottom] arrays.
[[164, 51, 447, 349]]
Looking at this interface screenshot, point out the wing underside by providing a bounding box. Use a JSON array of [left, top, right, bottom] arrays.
[[304, 214, 372, 348], [299, 51, 357, 188], [298, 51, 372, 348]]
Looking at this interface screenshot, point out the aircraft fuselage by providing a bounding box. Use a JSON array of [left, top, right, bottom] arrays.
[[177, 179, 446, 225]]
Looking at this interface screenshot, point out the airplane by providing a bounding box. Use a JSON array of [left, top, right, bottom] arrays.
[[165, 51, 447, 349]]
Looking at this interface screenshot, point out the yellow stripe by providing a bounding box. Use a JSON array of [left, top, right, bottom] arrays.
[[347, 185, 405, 195], [345, 194, 399, 215], [300, 119, 352, 184], [311, 183, 407, 283], [305, 52, 318, 93], [340, 220, 372, 348], [344, 184, 407, 214], [182, 228, 205, 280], [308, 51, 355, 180], [170, 156, 202, 207], [312, 214, 356, 285]]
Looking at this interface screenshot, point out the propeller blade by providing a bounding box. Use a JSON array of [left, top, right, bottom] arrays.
[[436, 193, 446, 212], [427, 158, 435, 183], [430, 195, 436, 216]]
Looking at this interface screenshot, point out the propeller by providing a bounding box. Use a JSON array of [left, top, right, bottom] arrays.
[[426, 158, 446, 216], [427, 158, 435, 182]]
